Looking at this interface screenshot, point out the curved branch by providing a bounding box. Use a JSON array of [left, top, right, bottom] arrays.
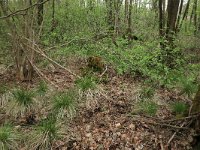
[[0, 0, 50, 19]]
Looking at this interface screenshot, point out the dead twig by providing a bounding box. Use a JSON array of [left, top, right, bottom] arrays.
[[167, 122, 186, 146], [132, 115, 189, 130], [21, 36, 80, 78]]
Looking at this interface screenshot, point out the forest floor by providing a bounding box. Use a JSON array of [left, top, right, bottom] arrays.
[[0, 58, 199, 150]]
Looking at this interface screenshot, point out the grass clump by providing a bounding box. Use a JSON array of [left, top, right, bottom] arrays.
[[0, 85, 8, 94], [75, 76, 96, 91], [7, 88, 36, 117], [179, 77, 198, 98], [139, 86, 155, 99], [0, 124, 19, 150], [28, 116, 61, 150], [53, 89, 78, 118], [36, 81, 48, 96], [134, 100, 158, 116], [171, 101, 188, 117], [12, 88, 34, 107]]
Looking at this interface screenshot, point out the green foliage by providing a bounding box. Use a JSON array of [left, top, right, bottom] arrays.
[[140, 86, 155, 99], [0, 124, 19, 150], [12, 89, 34, 107], [135, 100, 158, 116], [36, 81, 48, 96], [53, 89, 77, 118], [38, 116, 58, 139], [0, 85, 8, 95], [178, 76, 198, 98], [75, 76, 96, 91], [171, 101, 188, 116], [29, 116, 61, 150]]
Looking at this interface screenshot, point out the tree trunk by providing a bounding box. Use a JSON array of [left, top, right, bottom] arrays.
[[38, 0, 44, 26], [166, 0, 180, 44], [178, 0, 190, 32], [0, 0, 34, 81], [127, 0, 133, 43], [114, 0, 122, 36], [105, 0, 114, 30], [192, 85, 200, 113], [124, 0, 129, 26], [193, 0, 198, 35], [158, 0, 164, 38], [175, 0, 183, 32]]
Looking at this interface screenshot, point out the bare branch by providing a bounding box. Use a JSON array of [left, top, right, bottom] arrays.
[[0, 0, 51, 19]]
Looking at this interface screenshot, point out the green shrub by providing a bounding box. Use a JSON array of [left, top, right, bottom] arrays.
[[140, 86, 155, 99], [171, 101, 188, 116], [36, 81, 48, 96], [75, 76, 96, 91], [134, 100, 158, 116], [12, 89, 34, 107], [7, 89, 36, 118], [28, 116, 61, 150], [0, 124, 19, 150], [53, 89, 78, 118], [178, 77, 198, 98]]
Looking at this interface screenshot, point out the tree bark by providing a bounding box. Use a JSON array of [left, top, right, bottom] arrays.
[[158, 0, 164, 37], [166, 0, 180, 44], [178, 0, 190, 32], [0, 0, 34, 81], [124, 0, 129, 25], [38, 0, 44, 26], [193, 0, 198, 35], [192, 85, 200, 114]]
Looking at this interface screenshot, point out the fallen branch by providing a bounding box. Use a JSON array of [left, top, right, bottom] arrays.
[[132, 115, 189, 130], [167, 122, 186, 146], [30, 61, 60, 89], [21, 36, 80, 78]]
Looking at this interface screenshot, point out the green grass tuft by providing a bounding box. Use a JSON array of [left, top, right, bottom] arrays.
[[0, 124, 19, 150], [75, 76, 96, 91], [171, 101, 188, 116], [12, 89, 34, 107], [135, 100, 158, 116], [53, 89, 78, 118], [37, 81, 48, 96]]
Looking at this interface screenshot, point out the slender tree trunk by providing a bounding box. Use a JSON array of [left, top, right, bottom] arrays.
[[105, 0, 114, 30], [166, 0, 180, 44], [192, 85, 200, 113], [159, 0, 181, 68], [37, 0, 44, 26], [127, 0, 133, 43], [194, 0, 198, 35], [51, 0, 57, 31], [178, 0, 190, 31], [124, 0, 129, 25], [114, 0, 122, 36], [158, 0, 164, 38], [176, 0, 183, 32]]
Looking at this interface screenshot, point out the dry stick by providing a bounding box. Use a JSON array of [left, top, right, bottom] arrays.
[[132, 116, 189, 130], [167, 122, 186, 146], [100, 65, 108, 77], [161, 114, 199, 123], [22, 36, 80, 78], [0, 0, 51, 19], [31, 62, 60, 89], [17, 38, 59, 88]]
